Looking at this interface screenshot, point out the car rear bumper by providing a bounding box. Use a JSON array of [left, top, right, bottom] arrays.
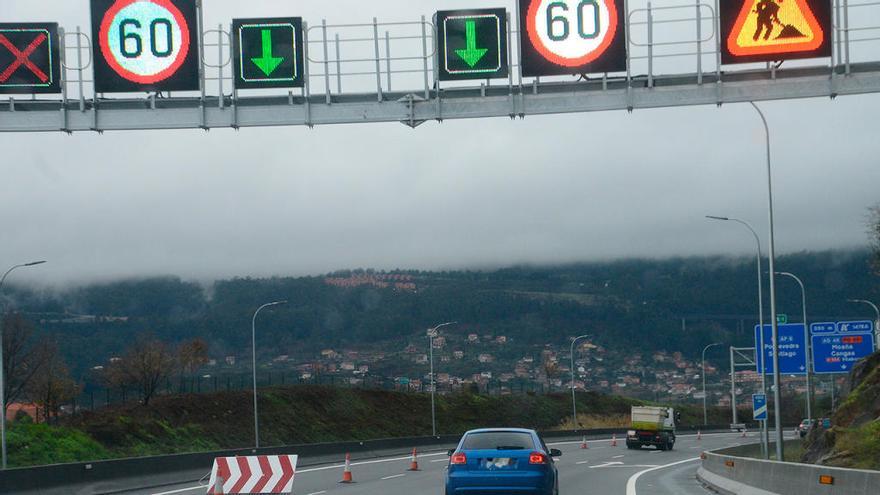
[[446, 471, 553, 495]]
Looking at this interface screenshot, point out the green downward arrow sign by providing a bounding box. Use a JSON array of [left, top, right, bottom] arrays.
[[251, 29, 285, 76], [455, 20, 489, 68]]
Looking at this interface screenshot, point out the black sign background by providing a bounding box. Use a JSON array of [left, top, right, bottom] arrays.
[[436, 9, 508, 82], [0, 23, 62, 94], [232, 17, 304, 89], [720, 0, 832, 64], [518, 0, 627, 77], [91, 0, 200, 93]]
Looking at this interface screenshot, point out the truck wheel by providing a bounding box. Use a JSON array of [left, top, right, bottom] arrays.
[[658, 442, 667, 451], [667, 439, 674, 451]]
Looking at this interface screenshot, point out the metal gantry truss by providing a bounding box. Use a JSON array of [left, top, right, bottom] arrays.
[[3, 0, 880, 133]]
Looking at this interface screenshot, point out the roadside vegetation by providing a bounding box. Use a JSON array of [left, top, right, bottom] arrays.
[[6, 384, 729, 468]]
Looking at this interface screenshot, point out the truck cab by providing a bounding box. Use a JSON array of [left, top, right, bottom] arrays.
[[626, 406, 679, 451]]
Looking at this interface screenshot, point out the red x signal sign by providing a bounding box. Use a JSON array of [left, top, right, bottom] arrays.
[[0, 23, 62, 94]]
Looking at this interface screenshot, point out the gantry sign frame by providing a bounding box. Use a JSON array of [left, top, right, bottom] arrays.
[[2, 1, 880, 132]]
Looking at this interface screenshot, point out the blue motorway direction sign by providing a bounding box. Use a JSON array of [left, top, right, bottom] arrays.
[[836, 320, 873, 333], [0, 23, 61, 94], [436, 9, 508, 81], [754, 324, 807, 375], [812, 332, 875, 374], [752, 393, 767, 421], [810, 322, 836, 334]]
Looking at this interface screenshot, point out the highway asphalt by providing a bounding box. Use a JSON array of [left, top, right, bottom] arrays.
[[118, 431, 756, 495]]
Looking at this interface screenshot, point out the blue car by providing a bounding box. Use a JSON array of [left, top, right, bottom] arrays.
[[445, 428, 561, 495]]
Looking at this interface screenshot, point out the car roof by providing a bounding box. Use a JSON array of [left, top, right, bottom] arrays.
[[464, 428, 537, 435]]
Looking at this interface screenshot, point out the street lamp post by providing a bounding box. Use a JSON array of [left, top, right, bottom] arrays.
[[251, 300, 287, 450], [749, 101, 784, 461], [427, 321, 456, 437], [846, 299, 880, 351], [705, 215, 769, 457], [701, 343, 723, 426], [776, 272, 812, 422], [0, 260, 47, 470], [569, 334, 591, 431]]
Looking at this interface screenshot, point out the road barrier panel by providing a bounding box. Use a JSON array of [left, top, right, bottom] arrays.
[[208, 455, 297, 494]]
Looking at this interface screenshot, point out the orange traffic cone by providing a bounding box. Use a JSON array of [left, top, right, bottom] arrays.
[[611, 434, 618, 447], [340, 453, 354, 483], [741, 428, 748, 438], [580, 435, 588, 449], [697, 431, 702, 441], [408, 447, 420, 471]]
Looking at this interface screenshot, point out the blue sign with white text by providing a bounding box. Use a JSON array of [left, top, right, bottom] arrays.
[[812, 332, 875, 374], [810, 322, 836, 334], [752, 393, 767, 420], [754, 324, 808, 375], [836, 321, 873, 333]]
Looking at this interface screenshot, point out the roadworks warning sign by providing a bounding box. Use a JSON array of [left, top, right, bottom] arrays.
[[723, 0, 831, 62]]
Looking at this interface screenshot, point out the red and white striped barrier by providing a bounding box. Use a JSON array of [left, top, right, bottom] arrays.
[[208, 455, 297, 494]]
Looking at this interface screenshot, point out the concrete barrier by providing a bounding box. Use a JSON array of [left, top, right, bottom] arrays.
[[698, 442, 880, 495]]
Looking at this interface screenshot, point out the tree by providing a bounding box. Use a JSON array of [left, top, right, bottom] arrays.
[[1, 313, 49, 418], [120, 336, 176, 406], [178, 338, 209, 376], [29, 341, 80, 422]]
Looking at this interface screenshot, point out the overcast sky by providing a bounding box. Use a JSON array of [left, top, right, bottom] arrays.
[[1, 1, 878, 286]]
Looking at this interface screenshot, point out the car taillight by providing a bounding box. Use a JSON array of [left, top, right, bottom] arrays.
[[529, 452, 547, 464], [451, 453, 467, 465]]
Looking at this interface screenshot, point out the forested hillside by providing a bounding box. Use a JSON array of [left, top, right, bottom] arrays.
[[1, 249, 876, 380]]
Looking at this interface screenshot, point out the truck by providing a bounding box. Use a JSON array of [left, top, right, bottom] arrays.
[[625, 406, 679, 451]]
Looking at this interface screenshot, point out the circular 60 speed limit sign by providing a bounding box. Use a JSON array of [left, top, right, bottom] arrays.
[[98, 0, 191, 84], [526, 0, 619, 67]]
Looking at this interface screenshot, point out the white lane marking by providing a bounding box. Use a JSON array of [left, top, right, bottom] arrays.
[[649, 450, 662, 454], [625, 457, 699, 495], [150, 452, 447, 495], [306, 491, 327, 495], [546, 431, 740, 447], [576, 460, 590, 465], [589, 461, 624, 469], [612, 455, 624, 459], [151, 487, 204, 495], [602, 464, 658, 468], [151, 433, 735, 495], [381, 474, 406, 480]]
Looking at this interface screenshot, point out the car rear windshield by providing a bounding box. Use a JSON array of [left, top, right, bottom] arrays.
[[461, 432, 536, 450]]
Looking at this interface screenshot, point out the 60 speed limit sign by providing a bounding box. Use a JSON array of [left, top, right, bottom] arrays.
[[518, 0, 626, 77], [91, 0, 199, 92]]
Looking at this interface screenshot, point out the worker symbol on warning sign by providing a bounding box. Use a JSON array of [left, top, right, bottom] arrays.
[[721, 0, 832, 64]]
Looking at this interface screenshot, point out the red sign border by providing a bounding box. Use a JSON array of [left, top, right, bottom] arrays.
[[98, 0, 192, 85], [526, 0, 619, 67]]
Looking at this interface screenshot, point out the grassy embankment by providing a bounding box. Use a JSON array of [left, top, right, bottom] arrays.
[[6, 385, 729, 468]]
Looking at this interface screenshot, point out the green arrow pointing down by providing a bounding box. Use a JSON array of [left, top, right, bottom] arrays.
[[251, 29, 284, 76], [455, 20, 489, 68]]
